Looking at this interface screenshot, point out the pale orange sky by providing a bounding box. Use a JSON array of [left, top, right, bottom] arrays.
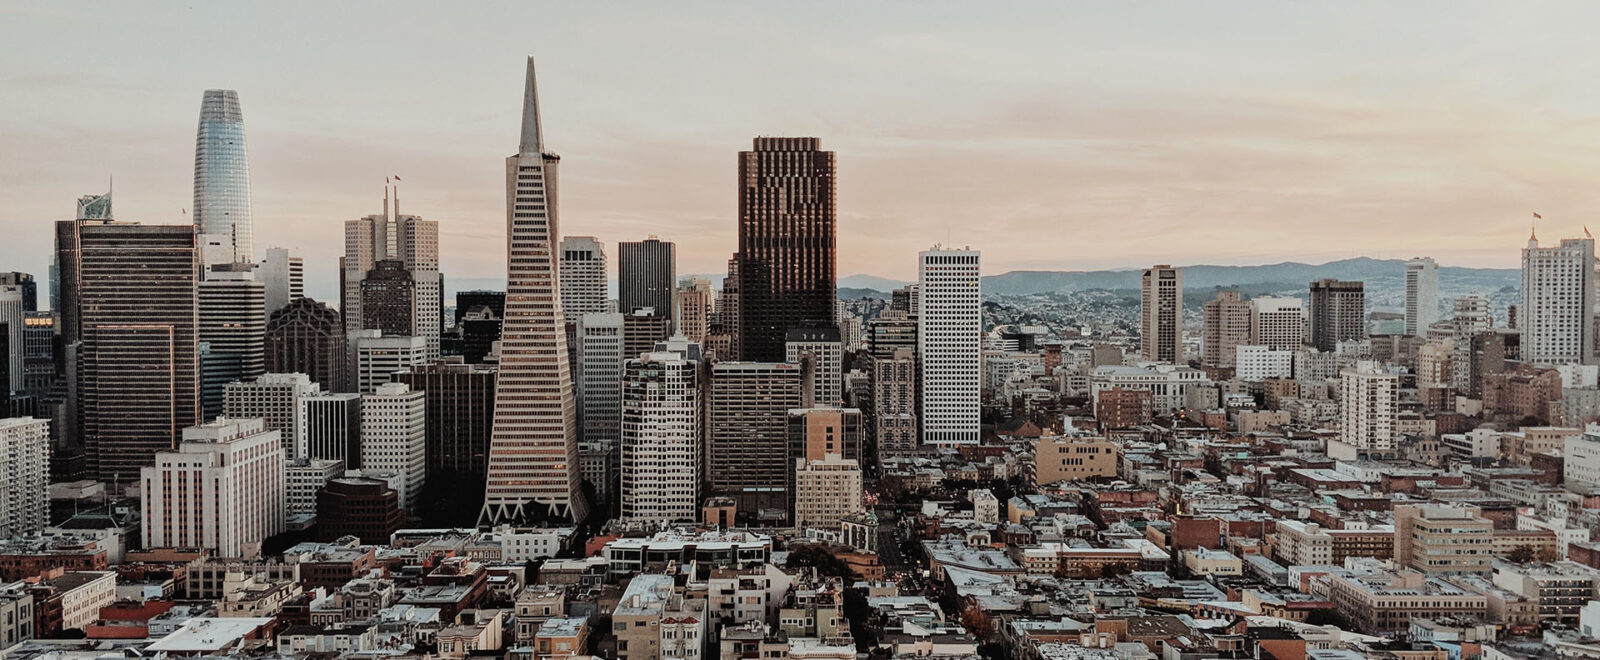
[[4, 2, 1599, 298]]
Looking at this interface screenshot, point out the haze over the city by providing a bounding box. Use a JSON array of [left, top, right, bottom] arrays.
[[4, 1, 1598, 289]]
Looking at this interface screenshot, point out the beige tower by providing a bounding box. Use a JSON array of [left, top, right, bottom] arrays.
[[1201, 290, 1250, 369], [481, 57, 584, 523], [1140, 265, 1182, 364]]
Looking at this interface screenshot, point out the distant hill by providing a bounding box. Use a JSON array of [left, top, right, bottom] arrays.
[[840, 274, 911, 291], [979, 258, 1518, 296], [839, 287, 890, 300]]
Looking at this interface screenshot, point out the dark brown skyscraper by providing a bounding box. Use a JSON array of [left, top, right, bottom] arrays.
[[359, 260, 417, 336], [1309, 279, 1366, 352], [735, 137, 836, 362], [266, 298, 347, 392], [618, 238, 676, 326], [56, 220, 200, 483]]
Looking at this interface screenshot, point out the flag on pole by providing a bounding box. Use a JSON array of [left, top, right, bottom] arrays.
[[1534, 212, 1542, 219], [394, 175, 402, 181]]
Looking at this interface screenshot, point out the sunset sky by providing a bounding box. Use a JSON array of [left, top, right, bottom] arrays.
[[4, 1, 1599, 297]]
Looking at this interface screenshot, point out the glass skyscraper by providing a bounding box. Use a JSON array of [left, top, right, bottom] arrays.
[[193, 89, 254, 263]]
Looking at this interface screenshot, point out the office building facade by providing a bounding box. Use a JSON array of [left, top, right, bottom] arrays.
[[1140, 265, 1182, 363], [482, 58, 583, 523], [192, 89, 254, 263], [734, 137, 837, 362], [918, 247, 981, 446], [57, 220, 200, 483]]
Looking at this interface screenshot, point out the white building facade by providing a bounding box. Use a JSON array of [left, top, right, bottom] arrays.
[[360, 382, 427, 514], [918, 248, 981, 445], [619, 350, 700, 524], [1522, 236, 1597, 365], [140, 418, 286, 558]]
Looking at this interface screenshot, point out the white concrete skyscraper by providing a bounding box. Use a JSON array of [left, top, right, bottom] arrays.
[[618, 346, 700, 524], [193, 90, 254, 263], [1522, 234, 1597, 365], [1405, 257, 1439, 336], [482, 57, 584, 523], [918, 247, 981, 446], [361, 382, 427, 514], [559, 236, 608, 317]]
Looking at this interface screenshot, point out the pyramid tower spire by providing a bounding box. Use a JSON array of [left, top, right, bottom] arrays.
[[519, 55, 544, 155]]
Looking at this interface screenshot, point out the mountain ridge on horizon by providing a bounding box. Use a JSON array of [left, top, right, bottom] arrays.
[[407, 256, 1519, 305], [842, 256, 1519, 296]]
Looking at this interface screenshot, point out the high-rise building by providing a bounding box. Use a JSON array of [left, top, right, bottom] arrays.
[[1522, 235, 1597, 365], [714, 258, 741, 359], [674, 279, 713, 343], [193, 90, 254, 263], [342, 202, 441, 359], [0, 418, 50, 538], [1308, 279, 1366, 352], [56, 220, 199, 483], [20, 312, 58, 400], [358, 260, 417, 337], [1140, 265, 1182, 363], [1201, 290, 1251, 369], [792, 456, 862, 534], [482, 57, 583, 523], [224, 373, 320, 458], [391, 361, 496, 498], [1332, 360, 1398, 461], [872, 348, 918, 460], [353, 331, 426, 395], [198, 265, 266, 419], [449, 290, 505, 365], [619, 238, 677, 330], [257, 247, 304, 317], [735, 137, 837, 362], [785, 326, 842, 405], [361, 382, 426, 514], [266, 298, 346, 393], [286, 458, 343, 522], [575, 312, 624, 500], [622, 308, 670, 360], [918, 247, 981, 446], [559, 236, 608, 319], [866, 310, 918, 361], [892, 284, 920, 316], [455, 291, 507, 325], [1250, 297, 1304, 351], [141, 418, 285, 558], [618, 348, 700, 524], [787, 406, 862, 466], [1451, 294, 1494, 394], [300, 392, 361, 466], [0, 288, 22, 395], [707, 362, 804, 514], [1405, 257, 1440, 336], [0, 274, 37, 314]]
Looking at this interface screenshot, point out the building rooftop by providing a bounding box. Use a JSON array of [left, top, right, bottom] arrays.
[[145, 617, 273, 653]]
